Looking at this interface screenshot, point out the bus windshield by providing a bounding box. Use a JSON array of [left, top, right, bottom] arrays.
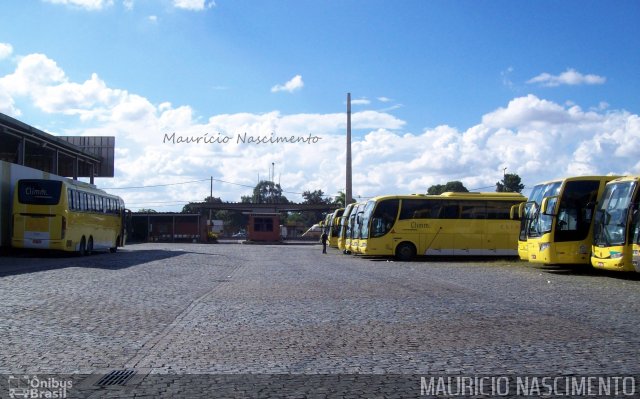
[[519, 184, 544, 241], [362, 199, 399, 238], [17, 180, 62, 205], [528, 181, 562, 237], [594, 181, 636, 246]]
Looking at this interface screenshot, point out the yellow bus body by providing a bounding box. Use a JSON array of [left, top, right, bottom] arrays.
[[345, 203, 364, 255], [359, 192, 526, 260], [12, 178, 127, 254], [591, 176, 640, 272], [337, 203, 355, 252], [526, 176, 619, 266], [327, 208, 344, 248]]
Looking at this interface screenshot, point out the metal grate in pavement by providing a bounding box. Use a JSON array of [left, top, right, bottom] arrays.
[[95, 369, 137, 386]]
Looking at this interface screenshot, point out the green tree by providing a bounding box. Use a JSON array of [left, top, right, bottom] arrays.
[[298, 189, 333, 227], [182, 196, 222, 213], [302, 190, 333, 205], [249, 180, 289, 203], [427, 181, 469, 195], [496, 173, 525, 193], [136, 208, 157, 213]]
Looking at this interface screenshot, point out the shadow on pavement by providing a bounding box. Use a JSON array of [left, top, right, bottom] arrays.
[[531, 264, 640, 281], [0, 248, 189, 277]]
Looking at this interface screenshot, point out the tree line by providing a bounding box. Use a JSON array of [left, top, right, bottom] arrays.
[[136, 173, 525, 233]]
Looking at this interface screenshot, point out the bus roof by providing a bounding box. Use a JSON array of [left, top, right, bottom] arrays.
[[602, 175, 640, 184], [532, 175, 622, 186], [368, 192, 526, 202]]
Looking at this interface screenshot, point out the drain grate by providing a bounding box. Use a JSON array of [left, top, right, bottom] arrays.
[[95, 369, 137, 386]]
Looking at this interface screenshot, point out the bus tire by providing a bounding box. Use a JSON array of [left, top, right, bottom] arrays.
[[110, 236, 119, 253], [78, 237, 87, 256], [87, 237, 94, 255], [395, 242, 416, 261]]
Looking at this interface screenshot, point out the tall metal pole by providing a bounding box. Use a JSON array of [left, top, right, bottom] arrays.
[[209, 176, 213, 227], [346, 93, 353, 205]]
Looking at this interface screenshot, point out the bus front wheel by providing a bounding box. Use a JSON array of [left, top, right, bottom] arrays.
[[395, 242, 416, 261]]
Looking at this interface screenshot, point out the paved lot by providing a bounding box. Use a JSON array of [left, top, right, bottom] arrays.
[[0, 242, 638, 398]]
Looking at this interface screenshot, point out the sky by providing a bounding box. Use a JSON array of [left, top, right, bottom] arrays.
[[1, 0, 639, 211]]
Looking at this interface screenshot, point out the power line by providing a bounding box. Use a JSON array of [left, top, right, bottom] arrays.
[[100, 178, 209, 190]]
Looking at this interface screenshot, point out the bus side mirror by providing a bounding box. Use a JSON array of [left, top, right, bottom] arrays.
[[541, 196, 558, 216], [510, 203, 525, 220]]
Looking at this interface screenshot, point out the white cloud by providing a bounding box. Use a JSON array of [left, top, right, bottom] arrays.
[[148, 15, 158, 23], [2, 51, 639, 210], [527, 68, 606, 87], [377, 97, 392, 103], [43, 0, 114, 10], [351, 98, 370, 106], [123, 0, 133, 10], [0, 43, 13, 60], [271, 75, 304, 93], [173, 0, 215, 11]]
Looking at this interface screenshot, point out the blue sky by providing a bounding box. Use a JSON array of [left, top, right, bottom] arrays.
[[1, 0, 639, 210]]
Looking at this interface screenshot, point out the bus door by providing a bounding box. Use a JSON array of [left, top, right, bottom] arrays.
[[553, 180, 600, 262], [456, 201, 485, 255], [424, 201, 458, 255]]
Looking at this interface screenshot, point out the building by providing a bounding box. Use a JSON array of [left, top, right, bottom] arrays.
[[0, 113, 115, 249], [130, 213, 208, 243]]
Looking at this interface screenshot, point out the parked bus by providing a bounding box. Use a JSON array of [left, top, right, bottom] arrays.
[[12, 178, 129, 254], [327, 207, 345, 248], [513, 182, 560, 260], [358, 192, 526, 260], [591, 176, 640, 272], [528, 175, 618, 265], [337, 203, 356, 253], [345, 202, 365, 255]]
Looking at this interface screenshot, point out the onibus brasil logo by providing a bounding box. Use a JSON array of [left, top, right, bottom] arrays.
[[8, 375, 72, 398]]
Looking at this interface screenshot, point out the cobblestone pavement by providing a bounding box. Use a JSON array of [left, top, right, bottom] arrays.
[[0, 243, 638, 398]]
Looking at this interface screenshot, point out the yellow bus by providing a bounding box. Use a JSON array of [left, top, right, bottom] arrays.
[[528, 175, 618, 265], [345, 202, 364, 255], [12, 178, 129, 255], [337, 203, 356, 253], [358, 192, 526, 260], [513, 182, 561, 260], [591, 176, 640, 272], [327, 207, 345, 248]]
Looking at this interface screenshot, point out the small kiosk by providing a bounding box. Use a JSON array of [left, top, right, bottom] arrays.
[[247, 213, 281, 242]]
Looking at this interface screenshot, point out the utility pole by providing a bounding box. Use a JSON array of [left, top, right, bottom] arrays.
[[502, 167, 507, 192], [346, 93, 353, 205], [209, 176, 213, 230]]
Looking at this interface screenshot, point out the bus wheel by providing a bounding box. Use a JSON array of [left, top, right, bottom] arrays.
[[78, 237, 87, 256], [110, 236, 119, 253], [395, 242, 416, 261], [87, 237, 94, 255]]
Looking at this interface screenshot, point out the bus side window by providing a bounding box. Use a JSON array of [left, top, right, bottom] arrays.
[[81, 192, 87, 211], [68, 189, 74, 210], [439, 202, 459, 219]]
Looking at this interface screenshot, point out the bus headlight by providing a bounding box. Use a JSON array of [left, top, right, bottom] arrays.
[[539, 243, 550, 252]]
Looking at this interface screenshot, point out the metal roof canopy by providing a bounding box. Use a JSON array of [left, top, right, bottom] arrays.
[[0, 113, 115, 181], [190, 202, 341, 213]]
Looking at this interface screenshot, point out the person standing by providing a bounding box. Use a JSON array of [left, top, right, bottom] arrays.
[[321, 230, 328, 254]]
